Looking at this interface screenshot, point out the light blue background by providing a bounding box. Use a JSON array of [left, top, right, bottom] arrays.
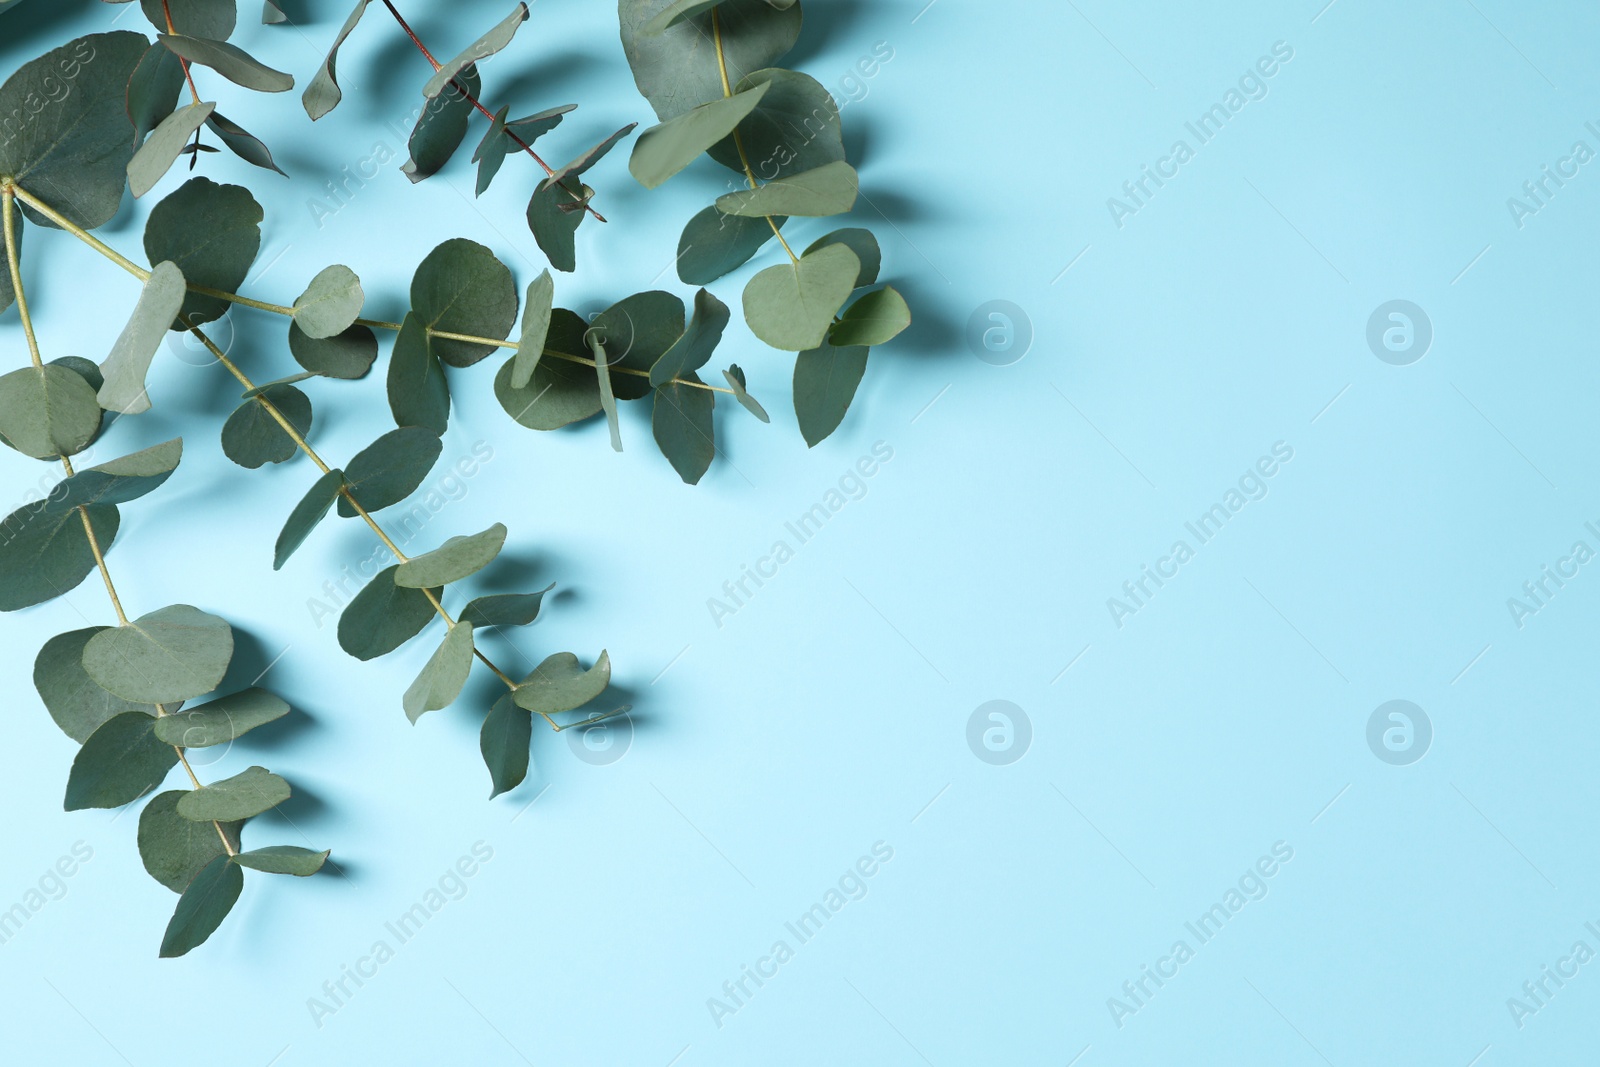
[[3, 0, 1598, 1063]]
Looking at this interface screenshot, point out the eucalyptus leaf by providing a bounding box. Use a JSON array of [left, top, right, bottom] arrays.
[[629, 82, 768, 189], [239, 372, 315, 399], [64, 712, 178, 811], [206, 111, 288, 177], [153, 688, 290, 747], [411, 239, 517, 367], [677, 205, 784, 286], [829, 286, 910, 348], [742, 243, 859, 351], [387, 313, 450, 433], [158, 34, 295, 93], [805, 227, 881, 288], [480, 693, 530, 799], [139, 790, 241, 893], [232, 846, 329, 876], [50, 355, 104, 396], [475, 103, 573, 195], [221, 384, 311, 469], [0, 503, 119, 612], [541, 124, 637, 191], [512, 651, 611, 715], [0, 364, 104, 458], [591, 332, 623, 453], [793, 341, 868, 447], [127, 43, 186, 142], [177, 766, 290, 821], [290, 320, 377, 379], [525, 178, 592, 273], [708, 68, 844, 180], [396, 523, 507, 588], [460, 584, 554, 630], [98, 261, 187, 415], [403, 622, 475, 724], [82, 604, 234, 705], [722, 363, 769, 422], [274, 468, 345, 570], [144, 177, 263, 326], [338, 564, 441, 660], [650, 288, 728, 386], [511, 270, 555, 389], [653, 373, 715, 484], [52, 438, 183, 510], [0, 31, 149, 230], [141, 0, 236, 40], [716, 160, 858, 218], [159, 854, 243, 957], [293, 265, 364, 339], [303, 0, 371, 120], [35, 627, 156, 743], [128, 101, 215, 199], [263, 1, 286, 24], [422, 3, 528, 99], [588, 290, 686, 399], [619, 0, 801, 122], [494, 311, 602, 430], [402, 63, 480, 183], [338, 426, 442, 517]]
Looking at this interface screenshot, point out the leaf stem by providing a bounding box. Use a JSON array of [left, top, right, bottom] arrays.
[[160, 0, 206, 107], [1, 190, 43, 369], [375, 0, 607, 224], [711, 9, 798, 264]]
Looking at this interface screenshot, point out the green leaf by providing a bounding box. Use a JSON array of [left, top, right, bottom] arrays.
[[159, 854, 243, 957], [619, 0, 800, 122], [290, 320, 377, 379], [263, 0, 287, 24], [221, 385, 311, 469], [178, 766, 291, 822], [303, 0, 371, 120], [651, 289, 728, 386], [0, 503, 119, 612], [138, 790, 240, 893], [591, 331, 623, 453], [474, 104, 572, 196], [64, 712, 178, 811], [653, 373, 716, 484], [0, 31, 149, 230], [722, 364, 769, 422], [338, 426, 442, 517], [403, 63, 480, 182], [677, 205, 784, 286], [542, 125, 637, 191], [387, 313, 450, 434], [0, 364, 103, 459], [144, 177, 263, 327], [794, 342, 869, 447], [805, 227, 881, 288], [206, 111, 288, 177], [83, 604, 234, 705], [50, 355, 104, 396], [338, 565, 442, 660], [829, 286, 910, 348], [512, 651, 610, 714], [293, 265, 364, 339], [494, 312, 602, 430], [97, 261, 187, 415], [629, 82, 768, 189], [459, 584, 554, 629], [480, 693, 530, 799], [158, 34, 295, 93], [274, 468, 345, 570], [511, 270, 554, 389], [128, 101, 216, 199], [232, 846, 329, 876], [141, 0, 236, 40], [742, 243, 859, 351], [152, 688, 290, 747], [708, 69, 843, 180], [588, 290, 686, 399], [411, 239, 518, 367], [35, 627, 156, 743], [422, 3, 528, 98], [240, 372, 316, 399], [128, 43, 186, 142], [642, 0, 725, 34], [525, 178, 592, 273], [396, 523, 507, 588], [52, 438, 183, 510], [403, 622, 475, 724], [717, 160, 858, 218]]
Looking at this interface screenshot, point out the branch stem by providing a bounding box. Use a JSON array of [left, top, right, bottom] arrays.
[[712, 10, 797, 263]]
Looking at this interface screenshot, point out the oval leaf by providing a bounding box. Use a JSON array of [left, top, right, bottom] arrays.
[[274, 468, 345, 570], [481, 693, 531, 799], [221, 385, 311, 469], [0, 503, 119, 612], [82, 604, 234, 705], [290, 320, 378, 379], [231, 845, 329, 876], [410, 238, 518, 367], [292, 265, 364, 339], [716, 160, 858, 218], [829, 286, 910, 348], [396, 523, 507, 589], [338, 426, 442, 516], [64, 712, 178, 811], [152, 688, 290, 748], [512, 651, 610, 715], [403, 622, 475, 724], [338, 564, 441, 660], [158, 34, 294, 92], [139, 790, 241, 893], [742, 243, 859, 351], [177, 765, 290, 822], [36, 627, 157, 743], [159, 854, 243, 957]]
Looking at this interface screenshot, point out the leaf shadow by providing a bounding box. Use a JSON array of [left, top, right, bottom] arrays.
[[785, 0, 874, 70]]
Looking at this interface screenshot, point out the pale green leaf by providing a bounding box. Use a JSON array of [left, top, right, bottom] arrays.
[[177, 765, 290, 822], [232, 846, 329, 876], [716, 160, 858, 217], [422, 3, 528, 98], [83, 604, 234, 705], [403, 622, 475, 723], [742, 243, 859, 351], [629, 82, 768, 189], [511, 270, 554, 389], [651, 288, 728, 386], [722, 364, 769, 422], [829, 286, 910, 348], [98, 261, 186, 414], [512, 651, 610, 714], [0, 364, 103, 459], [153, 688, 290, 747], [303, 0, 371, 120], [396, 523, 507, 588], [293, 265, 364, 339]]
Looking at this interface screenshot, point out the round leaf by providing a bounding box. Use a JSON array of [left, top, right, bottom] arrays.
[[0, 364, 103, 459], [829, 286, 910, 348], [742, 244, 860, 351], [64, 712, 178, 811], [619, 0, 800, 121], [410, 238, 518, 367], [338, 564, 441, 660], [144, 177, 263, 327], [290, 320, 377, 379], [707, 68, 844, 179], [221, 384, 311, 469], [82, 604, 234, 705], [35, 627, 157, 743], [139, 790, 241, 893], [292, 265, 364, 340]]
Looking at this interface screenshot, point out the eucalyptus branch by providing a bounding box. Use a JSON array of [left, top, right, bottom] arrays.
[[711, 9, 797, 264]]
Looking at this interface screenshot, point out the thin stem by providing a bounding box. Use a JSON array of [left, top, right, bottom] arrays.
[[712, 10, 798, 263], [2, 190, 44, 369], [376, 0, 607, 224], [160, 0, 205, 107]]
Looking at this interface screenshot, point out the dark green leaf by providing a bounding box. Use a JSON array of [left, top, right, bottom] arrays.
[[141, 0, 236, 40], [829, 286, 910, 348], [512, 651, 610, 714], [139, 790, 240, 893], [422, 3, 528, 98], [402, 63, 480, 182], [588, 290, 686, 399], [338, 564, 441, 660], [52, 438, 183, 509], [403, 622, 475, 723], [510, 270, 554, 389], [35, 627, 156, 743], [303, 0, 371, 120], [232, 846, 328, 876], [128, 43, 186, 142], [677, 205, 784, 286], [804, 227, 881, 288], [144, 177, 263, 327], [158, 34, 295, 93], [709, 68, 843, 179], [619, 0, 800, 121], [494, 310, 601, 429], [159, 854, 243, 957], [742, 243, 859, 351], [290, 320, 377, 379], [480, 693, 530, 799], [50, 355, 104, 396], [98, 260, 187, 414], [386, 313, 450, 433], [128, 101, 216, 199], [641, 0, 724, 34], [274, 468, 344, 570], [651, 288, 728, 386], [653, 373, 715, 484], [396, 523, 507, 588], [64, 712, 178, 811], [474, 103, 573, 195], [0, 364, 103, 458], [410, 238, 517, 367], [525, 178, 591, 273], [717, 160, 858, 218], [82, 604, 234, 705], [0, 32, 149, 230], [794, 341, 868, 447], [722, 363, 768, 422], [542, 124, 636, 190], [293, 264, 364, 339], [629, 83, 768, 188], [153, 688, 290, 747], [206, 111, 288, 177], [221, 385, 311, 469], [459, 583, 553, 629], [0, 503, 119, 611], [338, 426, 442, 516], [177, 766, 290, 821]]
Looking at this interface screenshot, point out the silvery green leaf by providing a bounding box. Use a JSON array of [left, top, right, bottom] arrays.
[[403, 622, 475, 724], [158, 34, 295, 93], [741, 243, 859, 351], [98, 261, 187, 414], [395, 523, 507, 588], [422, 3, 528, 99], [83, 604, 234, 705], [177, 766, 290, 821]]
